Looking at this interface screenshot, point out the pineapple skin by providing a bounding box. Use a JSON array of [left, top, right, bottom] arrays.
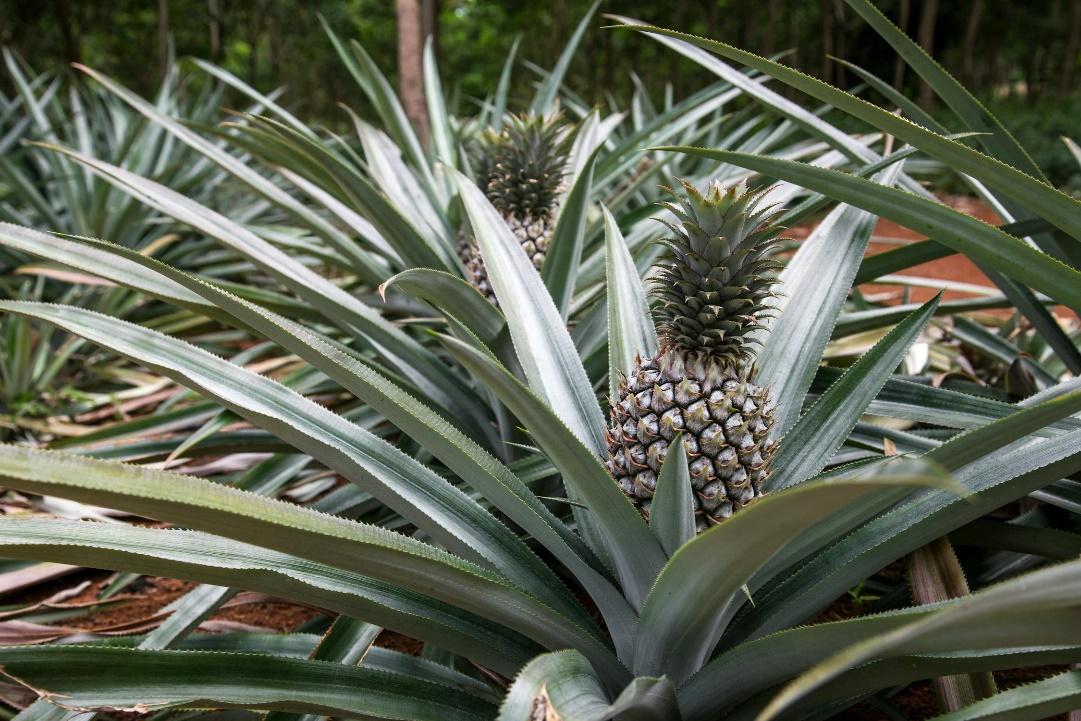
[[606, 347, 777, 531]]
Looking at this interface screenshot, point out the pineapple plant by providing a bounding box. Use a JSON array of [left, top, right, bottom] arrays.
[[459, 114, 571, 302], [1, 3, 1081, 720], [607, 180, 782, 529]]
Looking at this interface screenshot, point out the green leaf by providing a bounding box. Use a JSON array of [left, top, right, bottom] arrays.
[[662, 148, 1081, 314], [498, 650, 678, 721], [491, 35, 520, 130], [0, 223, 214, 315], [769, 294, 940, 491], [843, 0, 1046, 182], [190, 58, 313, 138], [632, 460, 953, 684], [73, 64, 381, 282], [0, 517, 534, 675], [265, 616, 384, 721], [648, 434, 695, 557], [439, 334, 667, 611], [351, 117, 455, 263], [757, 164, 902, 437], [626, 25, 1081, 244], [683, 603, 1081, 719], [737, 394, 1081, 645], [338, 35, 439, 203], [41, 142, 492, 443], [758, 559, 1081, 720], [530, 0, 601, 116], [542, 145, 599, 318], [603, 205, 658, 402], [423, 36, 455, 170], [0, 301, 591, 631], [498, 651, 609, 720], [82, 246, 631, 646], [927, 670, 1081, 721], [0, 447, 627, 683], [382, 268, 506, 343], [0, 645, 497, 720], [451, 169, 607, 453]]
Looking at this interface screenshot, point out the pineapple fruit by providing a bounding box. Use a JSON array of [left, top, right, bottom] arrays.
[[459, 114, 570, 302], [606, 180, 784, 531]]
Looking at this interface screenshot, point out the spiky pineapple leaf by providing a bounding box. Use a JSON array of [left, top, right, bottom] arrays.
[[0, 301, 592, 629], [844, 0, 1044, 182], [423, 36, 455, 171], [631, 459, 955, 684], [78, 243, 635, 648], [603, 204, 658, 402], [0, 448, 629, 683], [0, 517, 534, 674], [353, 118, 454, 252], [736, 392, 1081, 645], [769, 294, 941, 491], [0, 645, 496, 720], [330, 29, 440, 204], [530, 0, 601, 116], [489, 35, 520, 131], [664, 148, 1081, 314], [264, 617, 384, 721], [73, 64, 381, 281], [382, 268, 506, 343], [606, 14, 928, 198], [926, 670, 1081, 721], [439, 334, 667, 613], [0, 223, 214, 315], [758, 559, 1081, 720], [756, 163, 902, 437], [497, 650, 678, 721], [682, 602, 1081, 719], [542, 145, 599, 318], [452, 169, 607, 453], [648, 434, 695, 557], [40, 142, 491, 440], [190, 58, 313, 138], [628, 26, 1081, 244]]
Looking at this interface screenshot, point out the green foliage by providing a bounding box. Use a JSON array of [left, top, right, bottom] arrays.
[[0, 2, 1080, 720]]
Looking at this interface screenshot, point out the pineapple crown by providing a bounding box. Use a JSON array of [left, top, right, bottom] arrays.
[[653, 179, 785, 365], [473, 114, 571, 220]]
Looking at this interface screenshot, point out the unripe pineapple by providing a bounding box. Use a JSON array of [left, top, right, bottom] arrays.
[[459, 114, 570, 302], [606, 180, 784, 531]]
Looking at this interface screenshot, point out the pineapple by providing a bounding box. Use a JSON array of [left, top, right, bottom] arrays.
[[606, 180, 784, 531], [459, 114, 570, 302]]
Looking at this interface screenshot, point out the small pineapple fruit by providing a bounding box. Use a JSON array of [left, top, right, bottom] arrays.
[[459, 114, 570, 302], [606, 180, 784, 531]]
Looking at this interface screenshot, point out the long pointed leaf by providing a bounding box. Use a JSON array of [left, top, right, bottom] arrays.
[[770, 294, 940, 490]]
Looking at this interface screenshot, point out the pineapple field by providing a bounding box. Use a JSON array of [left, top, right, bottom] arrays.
[[2, 1, 1081, 719]]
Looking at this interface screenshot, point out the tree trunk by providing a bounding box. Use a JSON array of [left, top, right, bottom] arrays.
[[916, 0, 939, 111], [157, 0, 170, 78], [421, 0, 438, 58], [892, 0, 910, 89], [962, 0, 983, 86], [55, 0, 81, 64], [764, 0, 780, 56], [833, 0, 846, 87], [819, 0, 834, 84], [1060, 0, 1081, 99], [396, 0, 429, 147], [208, 0, 222, 63]]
